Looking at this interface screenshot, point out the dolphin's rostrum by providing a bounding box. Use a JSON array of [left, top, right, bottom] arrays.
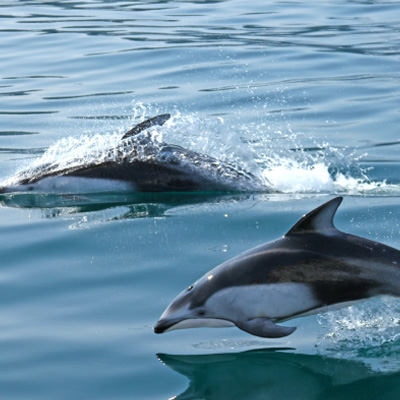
[[0, 114, 265, 194], [154, 197, 400, 338]]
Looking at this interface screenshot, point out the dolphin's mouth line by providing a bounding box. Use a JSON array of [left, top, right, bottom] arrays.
[[154, 316, 236, 333]]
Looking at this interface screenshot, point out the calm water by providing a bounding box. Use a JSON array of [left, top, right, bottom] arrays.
[[1, 1, 400, 399]]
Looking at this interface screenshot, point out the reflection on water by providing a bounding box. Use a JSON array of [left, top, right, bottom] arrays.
[[0, 191, 253, 221], [158, 348, 400, 400]]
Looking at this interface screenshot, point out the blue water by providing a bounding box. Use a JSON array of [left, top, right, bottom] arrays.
[[1, 1, 400, 399]]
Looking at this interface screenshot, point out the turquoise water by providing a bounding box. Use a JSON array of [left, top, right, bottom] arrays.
[[1, 1, 400, 398]]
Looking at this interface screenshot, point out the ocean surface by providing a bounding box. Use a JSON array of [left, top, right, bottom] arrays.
[[1, 1, 400, 398]]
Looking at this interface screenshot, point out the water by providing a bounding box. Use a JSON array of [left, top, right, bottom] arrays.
[[1, 1, 400, 398]]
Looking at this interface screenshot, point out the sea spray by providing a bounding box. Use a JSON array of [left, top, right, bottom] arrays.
[[316, 296, 400, 372]]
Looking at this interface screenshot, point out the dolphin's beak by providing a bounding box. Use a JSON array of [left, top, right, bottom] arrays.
[[154, 317, 183, 334]]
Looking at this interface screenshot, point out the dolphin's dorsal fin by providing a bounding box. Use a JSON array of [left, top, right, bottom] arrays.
[[285, 197, 343, 236], [122, 113, 171, 139]]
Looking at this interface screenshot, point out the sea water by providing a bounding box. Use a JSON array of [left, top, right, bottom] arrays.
[[0, 1, 400, 399]]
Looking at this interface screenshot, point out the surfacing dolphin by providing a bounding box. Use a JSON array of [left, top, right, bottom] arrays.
[[0, 114, 265, 194], [154, 197, 400, 338]]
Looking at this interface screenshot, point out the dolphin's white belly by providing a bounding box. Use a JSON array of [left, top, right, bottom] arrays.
[[205, 283, 320, 321], [11, 176, 135, 194]]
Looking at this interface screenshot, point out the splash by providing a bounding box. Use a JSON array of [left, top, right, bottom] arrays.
[[316, 297, 400, 372], [162, 111, 399, 195], [1, 103, 398, 195], [263, 158, 393, 194], [150, 106, 398, 195]]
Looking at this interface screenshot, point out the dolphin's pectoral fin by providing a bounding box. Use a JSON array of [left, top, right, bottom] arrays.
[[122, 114, 171, 139], [236, 318, 297, 338]]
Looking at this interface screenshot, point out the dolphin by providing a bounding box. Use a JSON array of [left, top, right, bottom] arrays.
[[154, 197, 400, 338], [0, 114, 265, 194]]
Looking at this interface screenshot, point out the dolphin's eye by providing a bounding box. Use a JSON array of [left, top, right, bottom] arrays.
[[187, 285, 194, 291]]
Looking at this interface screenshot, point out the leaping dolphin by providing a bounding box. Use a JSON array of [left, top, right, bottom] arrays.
[[0, 114, 265, 194], [154, 197, 400, 338]]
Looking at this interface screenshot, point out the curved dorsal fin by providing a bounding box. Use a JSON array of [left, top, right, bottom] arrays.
[[285, 197, 343, 236], [122, 114, 171, 139]]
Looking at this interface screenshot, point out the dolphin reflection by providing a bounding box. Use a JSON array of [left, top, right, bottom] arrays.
[[157, 348, 400, 400], [0, 191, 253, 221]]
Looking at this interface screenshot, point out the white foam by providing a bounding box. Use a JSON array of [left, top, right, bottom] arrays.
[[262, 158, 397, 194], [264, 160, 333, 193]]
